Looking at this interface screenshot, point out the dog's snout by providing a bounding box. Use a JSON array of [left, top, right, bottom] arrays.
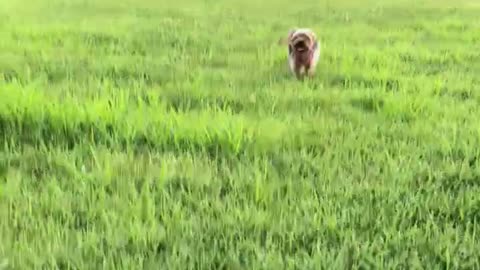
[[294, 40, 308, 51]]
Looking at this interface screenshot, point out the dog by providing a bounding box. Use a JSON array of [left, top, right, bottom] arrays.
[[279, 28, 320, 80]]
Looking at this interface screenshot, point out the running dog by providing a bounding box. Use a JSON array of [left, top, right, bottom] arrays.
[[279, 28, 320, 80]]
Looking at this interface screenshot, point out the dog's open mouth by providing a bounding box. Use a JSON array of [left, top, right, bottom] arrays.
[[294, 40, 308, 52]]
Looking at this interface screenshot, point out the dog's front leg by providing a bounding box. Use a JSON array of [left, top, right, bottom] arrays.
[[307, 67, 315, 77], [295, 69, 306, 80]]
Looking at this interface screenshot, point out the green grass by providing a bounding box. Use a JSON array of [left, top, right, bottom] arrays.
[[1, 0, 480, 268]]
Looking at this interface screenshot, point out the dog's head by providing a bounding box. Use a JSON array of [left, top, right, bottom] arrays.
[[288, 28, 317, 53]]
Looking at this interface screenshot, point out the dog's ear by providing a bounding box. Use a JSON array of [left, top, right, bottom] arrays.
[[287, 28, 297, 41], [278, 28, 297, 45], [308, 30, 317, 42]]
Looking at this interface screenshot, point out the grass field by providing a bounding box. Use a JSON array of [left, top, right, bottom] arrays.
[[1, 0, 480, 268]]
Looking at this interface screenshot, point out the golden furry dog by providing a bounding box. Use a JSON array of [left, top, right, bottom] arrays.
[[279, 28, 320, 79]]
